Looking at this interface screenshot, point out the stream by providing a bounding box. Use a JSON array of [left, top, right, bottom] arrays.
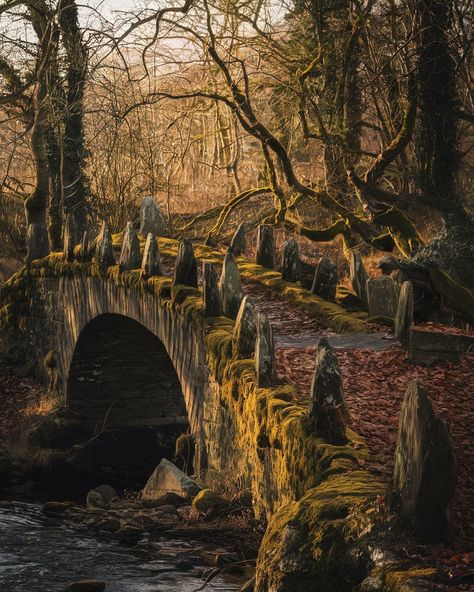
[[0, 501, 240, 592]]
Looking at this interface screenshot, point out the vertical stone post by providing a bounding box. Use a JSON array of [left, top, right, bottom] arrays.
[[203, 261, 223, 317], [63, 213, 79, 262], [95, 221, 115, 272], [255, 313, 276, 387], [389, 381, 456, 543], [366, 276, 397, 318], [232, 296, 257, 358], [311, 257, 338, 301], [308, 338, 348, 444], [256, 225, 275, 269], [298, 259, 316, 290], [394, 281, 414, 345], [119, 222, 141, 271], [173, 239, 198, 287], [349, 251, 368, 302], [229, 222, 247, 256], [219, 251, 243, 319], [281, 238, 300, 283], [141, 233, 163, 279], [139, 196, 166, 237], [77, 228, 93, 262]]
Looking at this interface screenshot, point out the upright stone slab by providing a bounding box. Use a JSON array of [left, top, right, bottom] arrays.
[[308, 338, 349, 444], [232, 296, 257, 358], [173, 239, 198, 287], [203, 261, 222, 317], [95, 221, 115, 271], [299, 259, 315, 290], [119, 222, 141, 271], [63, 214, 80, 262], [76, 228, 93, 262], [389, 381, 456, 543], [256, 225, 275, 269], [26, 222, 50, 264], [139, 196, 166, 237], [394, 281, 414, 345], [367, 275, 397, 318], [311, 257, 338, 301], [350, 251, 368, 302], [281, 238, 300, 283], [141, 233, 162, 279], [219, 251, 243, 319], [229, 222, 247, 256], [255, 313, 276, 387]]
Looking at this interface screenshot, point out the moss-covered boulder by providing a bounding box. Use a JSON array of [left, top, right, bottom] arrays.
[[192, 489, 228, 513]]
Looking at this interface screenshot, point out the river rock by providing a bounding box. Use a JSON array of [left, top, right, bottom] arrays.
[[281, 239, 300, 283], [68, 580, 106, 592], [389, 381, 456, 543], [96, 517, 120, 532], [350, 251, 368, 302], [139, 196, 166, 237], [219, 251, 243, 319], [42, 501, 73, 517], [311, 257, 338, 301], [255, 313, 276, 387], [141, 233, 162, 279], [119, 222, 141, 271], [142, 458, 202, 501], [64, 214, 80, 262], [367, 275, 398, 319], [95, 222, 115, 271], [256, 225, 275, 269], [86, 484, 118, 508], [394, 281, 414, 345], [173, 239, 198, 287], [308, 338, 349, 444], [203, 261, 223, 317], [229, 222, 247, 256], [232, 296, 257, 358]]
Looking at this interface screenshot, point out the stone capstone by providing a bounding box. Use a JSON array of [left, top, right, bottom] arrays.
[[394, 281, 414, 345], [76, 229, 93, 262], [139, 196, 166, 237], [203, 261, 223, 317], [142, 458, 202, 501], [311, 257, 338, 302], [95, 222, 115, 271], [308, 338, 349, 444], [229, 221, 247, 256], [281, 239, 300, 283], [119, 222, 141, 271], [256, 225, 275, 269], [173, 239, 198, 287], [140, 233, 162, 279], [350, 251, 368, 302], [255, 313, 276, 387], [389, 381, 456, 543], [219, 251, 243, 319], [367, 275, 398, 319], [232, 296, 257, 358]]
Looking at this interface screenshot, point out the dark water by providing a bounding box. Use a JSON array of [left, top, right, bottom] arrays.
[[0, 502, 239, 592]]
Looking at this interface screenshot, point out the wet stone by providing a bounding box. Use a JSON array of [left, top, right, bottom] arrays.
[[95, 222, 115, 271], [394, 281, 414, 345], [68, 580, 105, 592], [255, 313, 276, 387], [256, 225, 275, 269], [367, 276, 398, 318], [281, 239, 300, 283], [219, 251, 243, 319], [308, 338, 349, 444], [119, 222, 141, 271], [232, 296, 257, 358], [350, 250, 368, 302], [229, 221, 247, 256], [141, 233, 162, 279], [311, 257, 338, 301], [173, 239, 198, 288], [389, 381, 456, 543], [139, 196, 166, 237], [203, 262, 223, 317]]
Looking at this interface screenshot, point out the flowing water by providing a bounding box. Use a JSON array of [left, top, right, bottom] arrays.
[[0, 502, 240, 592]]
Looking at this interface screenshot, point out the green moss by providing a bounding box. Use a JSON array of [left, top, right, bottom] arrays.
[[384, 568, 437, 589]]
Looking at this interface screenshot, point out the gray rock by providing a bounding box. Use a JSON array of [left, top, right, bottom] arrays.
[[389, 381, 456, 543], [141, 233, 162, 279], [256, 225, 275, 269], [350, 251, 368, 302], [119, 222, 141, 271], [95, 222, 115, 271], [308, 338, 349, 444], [63, 214, 80, 262], [255, 313, 275, 387], [367, 276, 397, 318], [139, 196, 166, 237], [281, 239, 300, 283], [311, 257, 338, 301], [26, 222, 50, 264], [142, 458, 202, 501], [96, 517, 120, 532], [229, 222, 247, 256], [232, 296, 256, 358], [42, 501, 73, 517], [219, 251, 243, 319], [394, 281, 414, 345], [87, 484, 118, 508], [173, 239, 198, 287], [203, 261, 222, 317]]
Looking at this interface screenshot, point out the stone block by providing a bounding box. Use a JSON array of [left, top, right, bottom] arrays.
[[311, 257, 338, 301], [141, 233, 162, 279], [232, 296, 256, 358], [350, 251, 368, 302], [255, 313, 275, 387], [229, 221, 247, 256], [408, 327, 474, 365], [256, 225, 275, 269], [119, 222, 141, 271], [367, 275, 397, 318], [203, 261, 222, 317], [281, 238, 300, 283], [219, 251, 243, 319], [95, 222, 115, 271], [139, 196, 166, 237], [173, 239, 198, 287], [394, 281, 414, 345]]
